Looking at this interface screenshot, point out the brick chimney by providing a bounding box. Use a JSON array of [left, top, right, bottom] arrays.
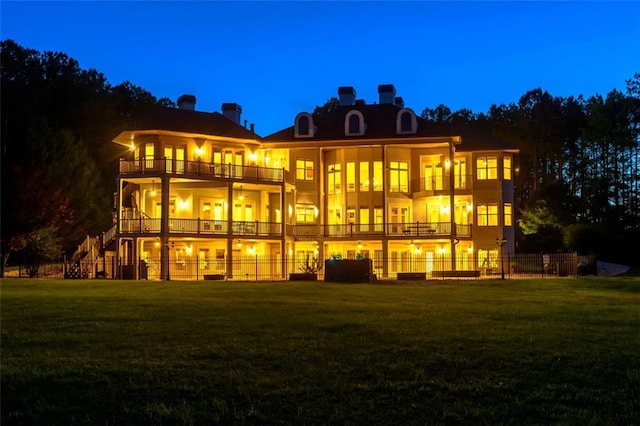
[[222, 103, 242, 124], [377, 84, 396, 105], [177, 94, 196, 110], [338, 86, 356, 106]]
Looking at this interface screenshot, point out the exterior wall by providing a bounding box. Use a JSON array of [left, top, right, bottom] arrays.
[[109, 122, 516, 281]]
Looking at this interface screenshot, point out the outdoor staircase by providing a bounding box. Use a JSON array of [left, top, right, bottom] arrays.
[[65, 228, 116, 279]]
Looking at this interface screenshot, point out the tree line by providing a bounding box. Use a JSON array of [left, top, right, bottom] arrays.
[[2, 39, 638, 274]]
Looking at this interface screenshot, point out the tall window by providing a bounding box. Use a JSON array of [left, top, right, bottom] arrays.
[[424, 163, 443, 190], [296, 205, 315, 223], [346, 162, 355, 192], [454, 160, 466, 189], [389, 161, 408, 192], [359, 208, 369, 232], [477, 156, 497, 180], [373, 161, 383, 191], [296, 159, 314, 181], [504, 203, 512, 226], [503, 156, 512, 180], [477, 203, 498, 226], [145, 143, 154, 169], [359, 162, 369, 191], [328, 163, 342, 194], [374, 207, 383, 232]]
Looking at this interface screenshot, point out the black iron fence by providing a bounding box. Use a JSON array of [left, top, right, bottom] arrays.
[[4, 253, 596, 281]]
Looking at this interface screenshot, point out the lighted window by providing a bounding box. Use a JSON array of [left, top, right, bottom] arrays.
[[504, 203, 512, 226], [296, 205, 315, 223], [328, 163, 342, 194], [296, 159, 314, 181], [477, 156, 498, 180], [164, 147, 173, 173], [374, 207, 383, 232], [359, 162, 369, 191], [504, 156, 512, 180], [360, 208, 369, 232], [347, 208, 356, 224], [145, 143, 154, 170], [477, 203, 498, 226], [389, 161, 408, 192], [346, 162, 355, 192], [373, 161, 383, 191], [454, 160, 466, 189]]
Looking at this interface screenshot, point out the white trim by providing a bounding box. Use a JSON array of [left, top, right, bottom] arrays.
[[396, 108, 418, 134], [294, 112, 315, 138], [345, 110, 366, 136]]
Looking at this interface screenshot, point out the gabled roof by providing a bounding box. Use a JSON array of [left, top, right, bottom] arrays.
[[263, 103, 517, 151], [130, 105, 261, 140]]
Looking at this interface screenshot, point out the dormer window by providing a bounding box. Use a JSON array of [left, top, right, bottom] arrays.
[[294, 112, 315, 138], [396, 108, 417, 134], [345, 110, 366, 136]]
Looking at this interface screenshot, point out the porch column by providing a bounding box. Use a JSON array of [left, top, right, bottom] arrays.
[[226, 182, 234, 279], [160, 176, 170, 280]]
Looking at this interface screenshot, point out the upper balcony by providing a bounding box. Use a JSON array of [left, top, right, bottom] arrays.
[[119, 158, 294, 185], [118, 218, 471, 239]]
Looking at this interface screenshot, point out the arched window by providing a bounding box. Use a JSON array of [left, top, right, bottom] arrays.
[[349, 114, 360, 134], [396, 108, 417, 134], [400, 112, 412, 132], [295, 113, 314, 138], [345, 110, 366, 136], [299, 115, 310, 135]]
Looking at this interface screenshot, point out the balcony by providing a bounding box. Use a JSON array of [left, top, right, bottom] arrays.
[[118, 219, 471, 239], [119, 158, 294, 185]]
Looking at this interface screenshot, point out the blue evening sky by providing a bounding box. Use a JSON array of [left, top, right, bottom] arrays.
[[1, 1, 639, 137]]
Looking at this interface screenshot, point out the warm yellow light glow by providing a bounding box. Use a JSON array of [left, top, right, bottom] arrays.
[[357, 241, 362, 250], [314, 207, 319, 218], [185, 245, 193, 256], [179, 199, 189, 210], [129, 142, 135, 151], [154, 241, 160, 248], [238, 185, 244, 201], [265, 155, 270, 165], [288, 247, 293, 256], [248, 246, 256, 256], [288, 204, 293, 216], [445, 160, 451, 169], [438, 247, 446, 255], [195, 146, 204, 157], [248, 151, 257, 161], [466, 203, 473, 212], [467, 246, 473, 254], [236, 240, 242, 247], [415, 247, 422, 254]]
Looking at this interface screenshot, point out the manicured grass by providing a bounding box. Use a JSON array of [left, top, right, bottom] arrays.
[[2, 278, 639, 425]]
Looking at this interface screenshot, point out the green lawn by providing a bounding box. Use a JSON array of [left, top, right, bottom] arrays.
[[2, 278, 639, 425]]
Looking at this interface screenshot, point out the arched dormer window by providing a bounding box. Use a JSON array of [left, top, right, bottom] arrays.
[[295, 112, 315, 138], [396, 108, 417, 134], [345, 110, 366, 136]]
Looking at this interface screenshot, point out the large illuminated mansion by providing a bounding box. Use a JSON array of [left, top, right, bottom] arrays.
[[84, 84, 517, 280]]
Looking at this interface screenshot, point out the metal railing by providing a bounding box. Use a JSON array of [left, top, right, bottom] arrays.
[[118, 219, 470, 238], [115, 252, 585, 281], [119, 158, 292, 184]]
